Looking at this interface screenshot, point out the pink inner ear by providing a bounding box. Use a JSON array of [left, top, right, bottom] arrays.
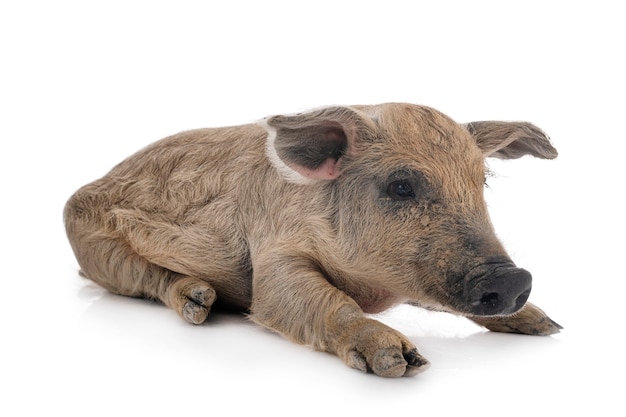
[[292, 157, 342, 180]]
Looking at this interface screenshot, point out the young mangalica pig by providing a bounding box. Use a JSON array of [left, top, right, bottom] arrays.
[[64, 103, 561, 377]]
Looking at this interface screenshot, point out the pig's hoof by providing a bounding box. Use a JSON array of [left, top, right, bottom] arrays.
[[168, 277, 217, 325], [471, 302, 562, 336], [347, 346, 430, 377], [372, 347, 430, 377], [182, 299, 210, 325], [342, 321, 430, 377]]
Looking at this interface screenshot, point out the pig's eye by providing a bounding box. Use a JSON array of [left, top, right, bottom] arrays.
[[387, 180, 415, 200]]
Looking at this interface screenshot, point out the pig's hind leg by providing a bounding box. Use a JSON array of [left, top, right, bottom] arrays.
[[469, 302, 562, 336], [71, 232, 218, 325], [65, 204, 219, 325], [110, 208, 228, 324]]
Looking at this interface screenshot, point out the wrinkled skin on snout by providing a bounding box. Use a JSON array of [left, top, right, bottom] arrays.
[[64, 103, 561, 378]]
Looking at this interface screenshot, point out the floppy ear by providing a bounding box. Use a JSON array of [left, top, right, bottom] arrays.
[[464, 121, 558, 160], [259, 106, 370, 183]]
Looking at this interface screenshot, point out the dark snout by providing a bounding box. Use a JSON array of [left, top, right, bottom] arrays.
[[467, 259, 532, 316]]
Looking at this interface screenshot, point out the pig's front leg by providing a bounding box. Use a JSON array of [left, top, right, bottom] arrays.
[[469, 302, 562, 336], [251, 250, 430, 377]]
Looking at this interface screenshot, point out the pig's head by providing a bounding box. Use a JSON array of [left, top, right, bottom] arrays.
[[260, 103, 557, 317]]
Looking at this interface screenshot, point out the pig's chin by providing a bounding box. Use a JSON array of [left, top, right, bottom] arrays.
[[410, 287, 529, 318], [440, 287, 530, 317]]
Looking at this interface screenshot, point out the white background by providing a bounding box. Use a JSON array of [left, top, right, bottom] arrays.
[[2, 1, 624, 415]]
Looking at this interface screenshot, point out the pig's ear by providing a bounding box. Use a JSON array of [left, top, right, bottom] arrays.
[[259, 106, 369, 183], [464, 121, 558, 160]]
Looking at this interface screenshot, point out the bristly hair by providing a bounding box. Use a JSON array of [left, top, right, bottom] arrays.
[[483, 164, 496, 188]]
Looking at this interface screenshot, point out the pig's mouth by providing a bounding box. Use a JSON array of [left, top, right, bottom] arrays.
[[461, 257, 532, 316]]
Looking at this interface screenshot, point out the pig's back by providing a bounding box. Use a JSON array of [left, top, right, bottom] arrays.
[[92, 124, 269, 220]]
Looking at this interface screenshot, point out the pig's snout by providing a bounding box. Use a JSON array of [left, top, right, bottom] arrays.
[[467, 260, 532, 316]]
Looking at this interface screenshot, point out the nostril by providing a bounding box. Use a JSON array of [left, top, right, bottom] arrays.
[[515, 288, 531, 310], [480, 292, 500, 308]]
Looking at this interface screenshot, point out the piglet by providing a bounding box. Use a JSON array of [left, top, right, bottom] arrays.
[[65, 103, 561, 377]]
